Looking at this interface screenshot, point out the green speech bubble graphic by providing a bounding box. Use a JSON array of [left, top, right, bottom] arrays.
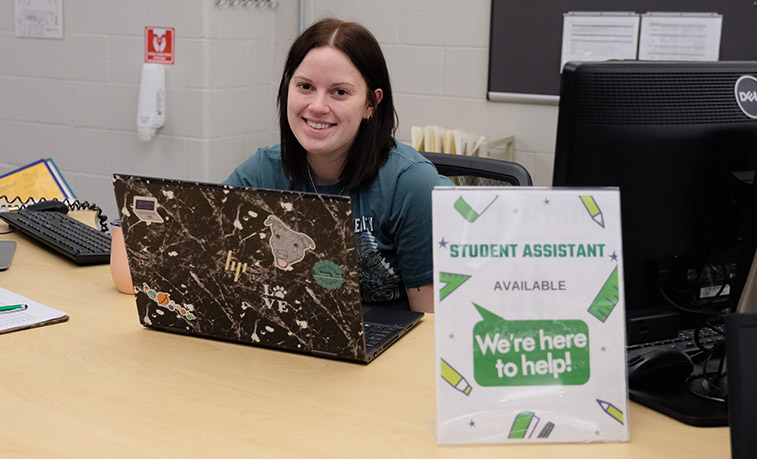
[[472, 304, 590, 386]]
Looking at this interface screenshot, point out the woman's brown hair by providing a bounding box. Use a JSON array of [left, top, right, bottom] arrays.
[[277, 18, 397, 191]]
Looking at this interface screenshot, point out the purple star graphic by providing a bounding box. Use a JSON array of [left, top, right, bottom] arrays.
[[469, 420, 476, 427], [439, 238, 449, 249], [610, 251, 618, 262], [544, 198, 551, 205]]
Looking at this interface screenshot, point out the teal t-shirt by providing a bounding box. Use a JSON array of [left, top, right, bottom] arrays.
[[223, 142, 452, 310]]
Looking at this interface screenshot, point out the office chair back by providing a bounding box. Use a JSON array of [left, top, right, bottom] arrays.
[[421, 151, 532, 187]]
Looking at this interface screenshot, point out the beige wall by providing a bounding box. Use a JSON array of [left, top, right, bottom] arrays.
[[0, 0, 557, 221]]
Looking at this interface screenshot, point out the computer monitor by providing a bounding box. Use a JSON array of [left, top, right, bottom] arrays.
[[552, 60, 757, 425], [554, 60, 757, 338]]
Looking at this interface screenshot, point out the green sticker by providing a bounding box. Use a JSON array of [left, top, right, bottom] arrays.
[[312, 260, 344, 290], [472, 304, 590, 386]]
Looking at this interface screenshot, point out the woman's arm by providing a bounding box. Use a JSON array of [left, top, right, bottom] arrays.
[[407, 283, 434, 313]]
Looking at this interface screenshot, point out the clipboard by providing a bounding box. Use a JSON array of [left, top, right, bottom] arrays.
[[0, 287, 69, 335], [0, 158, 75, 201]]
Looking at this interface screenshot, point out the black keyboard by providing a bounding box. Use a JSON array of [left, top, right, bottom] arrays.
[[364, 322, 400, 349], [627, 326, 724, 360], [0, 210, 111, 265]]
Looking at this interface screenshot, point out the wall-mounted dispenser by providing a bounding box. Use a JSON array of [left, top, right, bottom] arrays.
[[137, 63, 166, 141]]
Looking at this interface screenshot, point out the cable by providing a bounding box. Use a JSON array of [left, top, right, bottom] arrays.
[[657, 254, 732, 316], [687, 339, 728, 403]]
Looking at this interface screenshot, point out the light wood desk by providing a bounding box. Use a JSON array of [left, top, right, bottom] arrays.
[[1, 234, 730, 458]]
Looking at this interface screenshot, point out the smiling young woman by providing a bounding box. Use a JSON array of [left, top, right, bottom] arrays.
[[286, 46, 383, 184], [224, 18, 452, 313]]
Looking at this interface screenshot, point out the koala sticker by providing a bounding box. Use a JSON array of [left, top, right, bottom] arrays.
[[264, 215, 316, 271]]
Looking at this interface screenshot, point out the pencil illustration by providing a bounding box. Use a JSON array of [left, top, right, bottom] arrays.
[[579, 195, 605, 228], [596, 399, 624, 424], [440, 358, 472, 396], [587, 266, 620, 322], [508, 411, 540, 439], [453, 195, 498, 223], [537, 421, 555, 438]]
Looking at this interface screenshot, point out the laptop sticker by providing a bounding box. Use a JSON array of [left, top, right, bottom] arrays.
[[142, 283, 196, 320], [264, 215, 315, 271], [261, 284, 291, 313], [312, 259, 344, 290], [132, 196, 164, 223]]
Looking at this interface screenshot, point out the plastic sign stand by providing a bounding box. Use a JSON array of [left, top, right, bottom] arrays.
[[433, 187, 629, 444]]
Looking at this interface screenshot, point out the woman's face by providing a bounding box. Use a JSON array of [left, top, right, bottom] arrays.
[[287, 46, 381, 164]]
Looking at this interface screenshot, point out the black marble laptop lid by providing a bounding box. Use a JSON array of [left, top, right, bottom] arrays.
[[113, 175, 366, 361]]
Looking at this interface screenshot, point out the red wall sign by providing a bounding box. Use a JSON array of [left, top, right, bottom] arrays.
[[145, 27, 175, 64]]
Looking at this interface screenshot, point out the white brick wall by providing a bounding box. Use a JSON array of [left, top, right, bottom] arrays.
[[0, 0, 557, 222], [0, 0, 285, 221], [304, 0, 557, 185]]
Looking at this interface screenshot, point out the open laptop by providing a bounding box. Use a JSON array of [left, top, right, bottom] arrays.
[[112, 174, 423, 364]]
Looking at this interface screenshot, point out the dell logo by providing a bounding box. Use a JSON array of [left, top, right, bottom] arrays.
[[735, 75, 757, 119], [739, 91, 757, 102]]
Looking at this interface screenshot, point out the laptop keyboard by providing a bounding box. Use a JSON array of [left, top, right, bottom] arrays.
[[0, 210, 111, 265], [364, 322, 399, 349]]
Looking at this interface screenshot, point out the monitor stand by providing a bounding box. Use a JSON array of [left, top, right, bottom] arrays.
[[629, 361, 728, 427]]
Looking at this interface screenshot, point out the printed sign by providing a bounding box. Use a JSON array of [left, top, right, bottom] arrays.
[[145, 26, 175, 64], [433, 187, 628, 444]]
